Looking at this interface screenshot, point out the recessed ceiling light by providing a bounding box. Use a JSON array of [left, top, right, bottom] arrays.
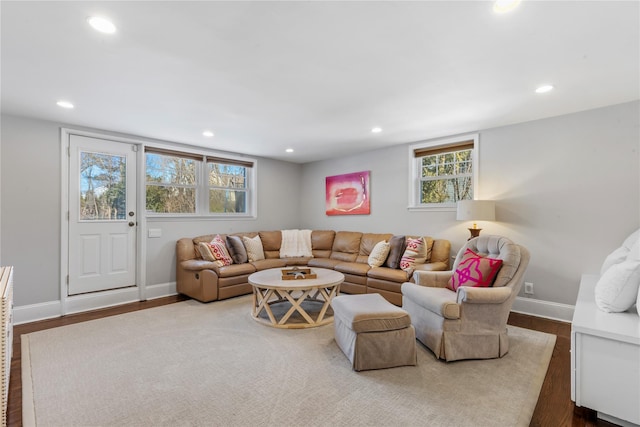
[[285, 148, 294, 153], [202, 130, 214, 137], [56, 100, 74, 109], [371, 127, 382, 133], [493, 0, 521, 14], [535, 84, 554, 94], [87, 16, 117, 34]]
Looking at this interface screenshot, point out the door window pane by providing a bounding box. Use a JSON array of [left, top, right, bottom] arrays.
[[80, 152, 126, 220]]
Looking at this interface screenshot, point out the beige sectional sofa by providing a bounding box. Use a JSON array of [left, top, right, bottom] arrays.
[[176, 230, 451, 306]]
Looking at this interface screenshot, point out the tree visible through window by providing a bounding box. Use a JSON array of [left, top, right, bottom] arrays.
[[208, 162, 248, 214], [145, 152, 197, 214], [410, 136, 478, 208], [80, 152, 127, 220], [144, 148, 255, 216], [419, 148, 473, 203]]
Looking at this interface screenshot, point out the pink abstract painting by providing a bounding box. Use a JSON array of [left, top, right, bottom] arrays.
[[325, 171, 370, 216]]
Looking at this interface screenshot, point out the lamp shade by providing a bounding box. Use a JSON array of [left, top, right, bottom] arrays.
[[456, 200, 496, 222]]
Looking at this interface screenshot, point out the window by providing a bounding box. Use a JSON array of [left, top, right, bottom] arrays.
[[145, 147, 255, 216], [409, 134, 478, 209], [207, 157, 251, 214]]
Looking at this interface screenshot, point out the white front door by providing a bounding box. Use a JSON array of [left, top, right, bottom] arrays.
[[68, 135, 137, 295]]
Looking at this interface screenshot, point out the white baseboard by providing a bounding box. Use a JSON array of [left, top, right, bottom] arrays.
[[512, 296, 574, 323], [65, 287, 141, 315], [598, 411, 640, 427], [144, 282, 177, 300], [14, 282, 178, 325], [13, 300, 62, 325]]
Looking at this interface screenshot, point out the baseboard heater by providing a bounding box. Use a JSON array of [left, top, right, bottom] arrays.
[[0, 267, 14, 427]]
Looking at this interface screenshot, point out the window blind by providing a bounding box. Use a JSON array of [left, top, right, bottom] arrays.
[[413, 140, 474, 158]]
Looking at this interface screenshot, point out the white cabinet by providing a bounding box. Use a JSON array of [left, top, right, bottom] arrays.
[[571, 274, 640, 427], [0, 267, 12, 427]]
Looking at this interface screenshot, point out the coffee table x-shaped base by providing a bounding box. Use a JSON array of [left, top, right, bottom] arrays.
[[252, 284, 340, 329]]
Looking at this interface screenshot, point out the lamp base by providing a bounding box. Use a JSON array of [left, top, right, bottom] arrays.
[[467, 228, 482, 240]]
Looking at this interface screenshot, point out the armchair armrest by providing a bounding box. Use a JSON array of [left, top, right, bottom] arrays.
[[412, 270, 453, 288], [456, 286, 512, 304]]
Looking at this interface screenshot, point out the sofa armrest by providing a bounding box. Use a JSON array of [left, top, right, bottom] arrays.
[[177, 237, 197, 262], [456, 286, 512, 304], [412, 270, 453, 288], [180, 259, 221, 271]]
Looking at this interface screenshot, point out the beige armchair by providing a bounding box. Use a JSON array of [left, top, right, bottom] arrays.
[[401, 235, 530, 362]]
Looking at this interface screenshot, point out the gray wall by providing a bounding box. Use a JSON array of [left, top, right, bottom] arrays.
[[0, 114, 302, 306], [2, 101, 638, 308], [300, 101, 640, 305], [1, 115, 62, 305], [144, 157, 302, 286]]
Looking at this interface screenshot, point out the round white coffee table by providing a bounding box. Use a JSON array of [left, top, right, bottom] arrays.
[[248, 267, 344, 329]]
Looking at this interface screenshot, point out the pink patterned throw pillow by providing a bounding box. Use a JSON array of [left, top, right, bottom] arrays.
[[209, 235, 233, 266], [198, 235, 233, 267], [400, 237, 427, 273], [447, 249, 503, 291]]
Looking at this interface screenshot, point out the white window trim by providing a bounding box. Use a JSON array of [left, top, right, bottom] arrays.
[[407, 133, 480, 212], [143, 142, 258, 219]]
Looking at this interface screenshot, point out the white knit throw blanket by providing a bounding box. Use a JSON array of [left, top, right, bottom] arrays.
[[280, 229, 313, 258]]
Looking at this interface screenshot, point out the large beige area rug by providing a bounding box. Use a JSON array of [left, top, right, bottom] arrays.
[[22, 295, 555, 427]]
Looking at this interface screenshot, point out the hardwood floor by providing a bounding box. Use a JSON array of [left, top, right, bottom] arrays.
[[6, 297, 617, 427]]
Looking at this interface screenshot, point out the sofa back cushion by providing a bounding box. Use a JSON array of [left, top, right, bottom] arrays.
[[357, 233, 393, 264], [430, 239, 451, 268], [311, 230, 335, 258], [330, 231, 362, 262], [259, 231, 282, 259]]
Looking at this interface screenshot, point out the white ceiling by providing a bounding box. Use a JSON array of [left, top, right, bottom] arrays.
[[2, 1, 638, 163]]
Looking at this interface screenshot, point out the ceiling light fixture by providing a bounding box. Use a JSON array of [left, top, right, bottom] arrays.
[[493, 0, 521, 14], [535, 84, 554, 94], [285, 148, 294, 153], [56, 100, 74, 109], [371, 127, 382, 133], [87, 16, 117, 34], [202, 130, 214, 137]]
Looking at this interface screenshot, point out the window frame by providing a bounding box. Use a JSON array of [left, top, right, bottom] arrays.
[[205, 157, 252, 216], [144, 145, 257, 219], [407, 133, 479, 211]]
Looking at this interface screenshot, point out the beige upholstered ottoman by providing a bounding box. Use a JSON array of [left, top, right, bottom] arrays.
[[331, 293, 417, 371]]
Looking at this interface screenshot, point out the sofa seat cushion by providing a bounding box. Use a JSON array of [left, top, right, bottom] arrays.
[[334, 262, 371, 276], [332, 293, 412, 333], [367, 266, 411, 283], [308, 258, 343, 269], [180, 259, 222, 271], [366, 278, 402, 294], [401, 283, 460, 319], [251, 258, 287, 271], [215, 263, 256, 278]]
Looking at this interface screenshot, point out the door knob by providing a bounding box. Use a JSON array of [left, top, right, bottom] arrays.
[[128, 222, 135, 227]]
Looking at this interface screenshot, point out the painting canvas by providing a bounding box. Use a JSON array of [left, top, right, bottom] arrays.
[[325, 171, 370, 215]]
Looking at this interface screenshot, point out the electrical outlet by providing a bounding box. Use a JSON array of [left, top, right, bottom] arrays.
[[524, 282, 534, 295]]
